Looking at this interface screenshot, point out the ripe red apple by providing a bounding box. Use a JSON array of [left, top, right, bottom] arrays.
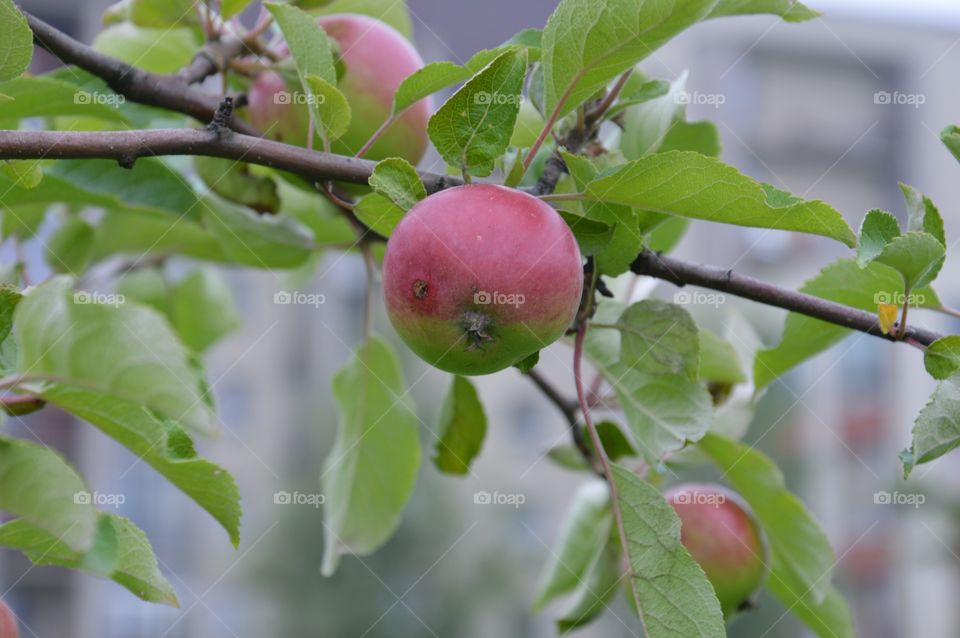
[[0, 601, 18, 638], [247, 13, 430, 164], [383, 184, 583, 375], [664, 483, 767, 617]]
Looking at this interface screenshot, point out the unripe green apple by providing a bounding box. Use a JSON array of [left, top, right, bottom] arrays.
[[247, 13, 430, 164], [382, 184, 583, 375], [0, 601, 18, 638], [664, 483, 767, 617]]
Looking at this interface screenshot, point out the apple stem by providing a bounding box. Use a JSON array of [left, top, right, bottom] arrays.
[[573, 321, 644, 618]]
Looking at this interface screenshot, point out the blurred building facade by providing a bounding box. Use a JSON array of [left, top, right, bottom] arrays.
[[3, 1, 960, 637]]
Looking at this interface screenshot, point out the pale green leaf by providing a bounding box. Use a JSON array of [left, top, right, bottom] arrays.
[[353, 192, 406, 237], [432, 376, 486, 476], [266, 2, 337, 85], [15, 277, 215, 433], [532, 481, 611, 611], [555, 536, 620, 631], [193, 157, 279, 213], [586, 302, 712, 464], [766, 579, 854, 638], [925, 337, 960, 381], [303, 73, 352, 142], [541, 0, 716, 119], [36, 385, 241, 547], [171, 269, 241, 353], [899, 183, 945, 246], [130, 0, 196, 27], [428, 48, 527, 177], [45, 216, 95, 274], [0, 0, 32, 82], [615, 299, 699, 379], [93, 24, 197, 73], [611, 465, 725, 637], [368, 157, 426, 212], [942, 125, 960, 164], [585, 151, 857, 246], [201, 197, 315, 268], [322, 337, 420, 575], [708, 0, 819, 21], [869, 231, 945, 292], [221, 0, 254, 19], [0, 513, 178, 605], [621, 71, 687, 159], [856, 209, 900, 267], [392, 48, 503, 116], [0, 436, 97, 552], [0, 160, 42, 189], [659, 119, 722, 157], [901, 375, 960, 477], [699, 330, 746, 385], [307, 0, 413, 40]]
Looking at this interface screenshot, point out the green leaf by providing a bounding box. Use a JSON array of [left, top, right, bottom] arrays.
[[586, 302, 712, 464], [766, 579, 853, 638], [432, 376, 487, 476], [322, 337, 420, 576], [201, 197, 315, 268], [901, 375, 960, 477], [0, 0, 32, 81], [391, 48, 503, 116], [755, 259, 941, 389], [193, 157, 280, 213], [0, 160, 42, 189], [856, 209, 900, 267], [0, 513, 178, 605], [585, 151, 857, 246], [266, 3, 337, 86], [353, 192, 406, 237], [91, 211, 226, 263], [659, 119, 722, 157], [540, 0, 716, 120], [428, 48, 527, 177], [899, 183, 946, 246], [45, 216, 95, 274], [0, 287, 20, 344], [699, 433, 835, 604], [369, 158, 427, 212], [0, 436, 97, 553], [221, 0, 254, 19], [171, 269, 241, 353], [532, 481, 611, 611], [867, 231, 945, 292], [555, 536, 620, 631], [36, 385, 241, 547], [621, 71, 687, 159], [708, 0, 819, 21], [614, 299, 699, 379], [93, 23, 197, 73], [941, 125, 960, 164], [699, 330, 746, 385], [15, 277, 215, 433], [925, 337, 960, 381], [0, 159, 200, 220], [130, 0, 196, 27], [611, 465, 725, 637], [302, 73, 352, 143]]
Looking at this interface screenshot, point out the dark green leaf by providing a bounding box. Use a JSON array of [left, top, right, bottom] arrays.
[[432, 376, 487, 475]]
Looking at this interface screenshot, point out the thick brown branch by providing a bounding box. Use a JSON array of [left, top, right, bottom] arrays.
[[630, 249, 944, 347], [25, 12, 259, 136], [0, 128, 453, 193]]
